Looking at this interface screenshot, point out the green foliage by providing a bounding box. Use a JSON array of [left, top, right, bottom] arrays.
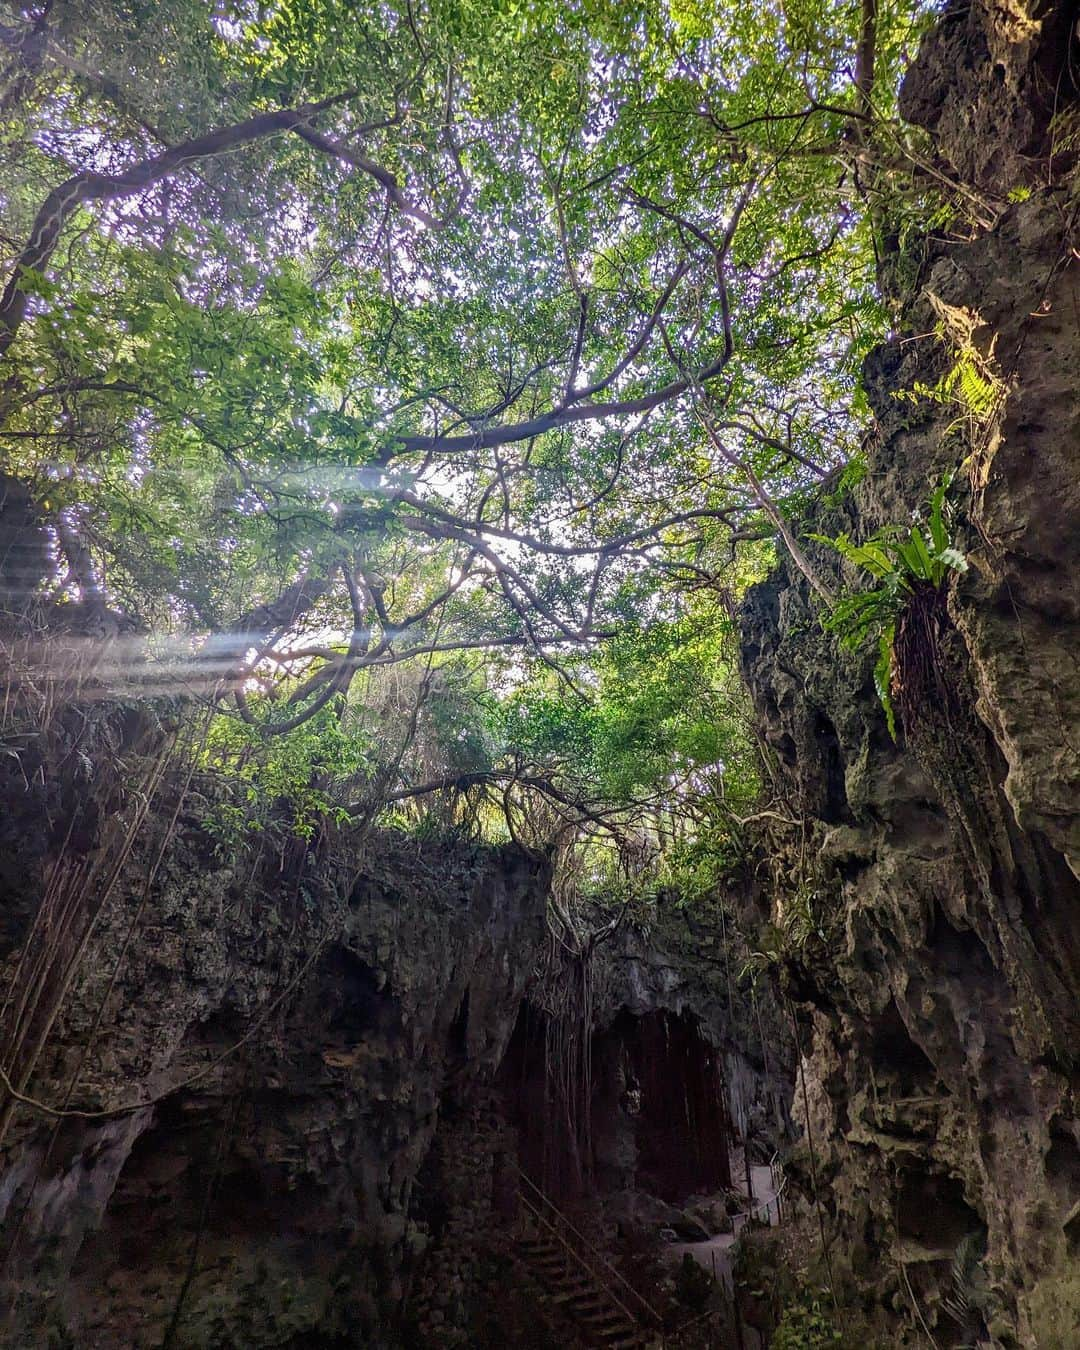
[[503, 603, 756, 808], [493, 594, 761, 885], [201, 703, 376, 848], [892, 292, 1004, 461], [942, 1232, 990, 1334], [811, 478, 967, 738], [0, 0, 941, 870], [771, 1291, 845, 1350], [821, 455, 868, 509], [1, 0, 913, 634], [896, 351, 1000, 425], [656, 836, 741, 906], [741, 882, 832, 983]]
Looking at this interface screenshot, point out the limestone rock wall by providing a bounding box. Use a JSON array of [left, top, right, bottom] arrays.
[[0, 819, 549, 1348], [596, 888, 794, 1148], [737, 2, 1080, 1343]]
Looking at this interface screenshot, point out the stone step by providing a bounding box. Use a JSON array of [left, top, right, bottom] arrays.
[[525, 1249, 567, 1267], [530, 1261, 587, 1280], [548, 1281, 596, 1298], [520, 1244, 562, 1260], [565, 1297, 615, 1315]]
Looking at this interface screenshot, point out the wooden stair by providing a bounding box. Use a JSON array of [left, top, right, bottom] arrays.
[[518, 1231, 653, 1347], [513, 1166, 662, 1350]]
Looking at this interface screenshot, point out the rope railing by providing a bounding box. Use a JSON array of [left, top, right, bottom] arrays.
[[514, 1164, 664, 1331]]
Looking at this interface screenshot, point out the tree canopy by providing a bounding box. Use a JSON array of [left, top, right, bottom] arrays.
[[0, 0, 936, 871]]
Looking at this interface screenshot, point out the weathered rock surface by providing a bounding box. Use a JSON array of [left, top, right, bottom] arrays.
[[2, 6, 1077, 1348], [597, 888, 794, 1146], [899, 0, 1079, 194], [0, 770, 773, 1348], [738, 2, 1080, 1342], [0, 823, 549, 1347]]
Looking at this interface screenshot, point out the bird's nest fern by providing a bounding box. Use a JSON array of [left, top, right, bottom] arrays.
[[811, 476, 968, 739]]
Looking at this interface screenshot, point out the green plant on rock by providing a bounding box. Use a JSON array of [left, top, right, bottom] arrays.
[[942, 1232, 991, 1342], [821, 454, 868, 509], [810, 477, 967, 738], [771, 1289, 845, 1349], [892, 293, 1004, 459], [740, 883, 831, 985]]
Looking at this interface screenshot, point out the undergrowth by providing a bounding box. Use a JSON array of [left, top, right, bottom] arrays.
[[771, 1290, 845, 1349], [741, 881, 835, 983]]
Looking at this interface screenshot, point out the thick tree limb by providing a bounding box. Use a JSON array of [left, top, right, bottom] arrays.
[[0, 92, 439, 358], [383, 185, 752, 459], [387, 347, 731, 456], [695, 402, 836, 606], [292, 122, 465, 229]]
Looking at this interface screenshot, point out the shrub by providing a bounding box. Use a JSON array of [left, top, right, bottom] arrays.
[[771, 1290, 845, 1349]]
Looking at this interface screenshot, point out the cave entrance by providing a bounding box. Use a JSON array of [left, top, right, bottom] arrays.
[[499, 1003, 731, 1208], [632, 1010, 731, 1200]]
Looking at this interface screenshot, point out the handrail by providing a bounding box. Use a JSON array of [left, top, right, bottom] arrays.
[[745, 1149, 787, 1226], [518, 1189, 656, 1336], [516, 1155, 788, 1344], [514, 1164, 663, 1329], [517, 1176, 662, 1329]]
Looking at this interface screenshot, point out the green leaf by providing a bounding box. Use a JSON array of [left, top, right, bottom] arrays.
[[874, 626, 897, 741], [928, 489, 950, 554], [908, 525, 934, 580]]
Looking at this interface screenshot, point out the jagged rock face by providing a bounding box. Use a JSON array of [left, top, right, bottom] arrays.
[[0, 703, 780, 1349], [0, 826, 549, 1347], [899, 0, 1079, 194], [739, 3, 1080, 1344], [596, 888, 794, 1147]]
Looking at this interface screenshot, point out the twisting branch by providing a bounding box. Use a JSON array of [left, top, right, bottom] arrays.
[[0, 90, 454, 358], [386, 345, 731, 456], [292, 121, 467, 229], [695, 398, 836, 606], [381, 180, 754, 459], [561, 260, 692, 407]]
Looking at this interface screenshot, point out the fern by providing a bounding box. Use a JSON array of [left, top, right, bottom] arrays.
[[810, 476, 967, 738], [900, 355, 997, 422], [952, 355, 998, 419], [942, 1232, 989, 1334]]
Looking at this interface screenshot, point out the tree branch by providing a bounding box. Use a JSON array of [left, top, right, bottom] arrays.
[[0, 90, 444, 357]]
